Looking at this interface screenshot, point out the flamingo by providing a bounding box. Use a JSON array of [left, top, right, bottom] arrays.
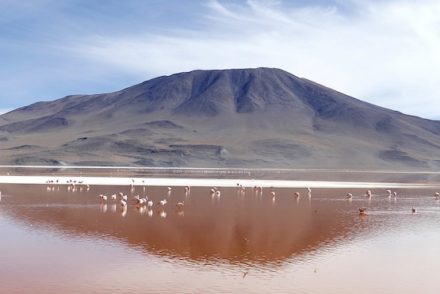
[[386, 190, 392, 198], [134, 195, 147, 206], [254, 186, 261, 192], [359, 207, 367, 216], [366, 190, 372, 198], [346, 193, 353, 200], [99, 194, 107, 202]]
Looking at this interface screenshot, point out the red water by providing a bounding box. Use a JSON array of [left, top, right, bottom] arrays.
[[1, 184, 439, 293]]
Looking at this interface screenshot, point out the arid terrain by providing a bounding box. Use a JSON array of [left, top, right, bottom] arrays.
[[1, 68, 440, 168]]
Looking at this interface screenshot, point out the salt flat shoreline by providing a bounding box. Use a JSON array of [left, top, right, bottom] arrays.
[[1, 165, 440, 174], [0, 175, 439, 189]]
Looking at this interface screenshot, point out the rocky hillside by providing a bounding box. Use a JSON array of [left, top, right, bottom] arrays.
[[1, 67, 439, 169]]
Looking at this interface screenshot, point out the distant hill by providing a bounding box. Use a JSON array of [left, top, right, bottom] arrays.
[[1, 67, 440, 169]]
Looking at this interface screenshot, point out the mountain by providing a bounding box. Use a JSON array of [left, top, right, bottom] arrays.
[[1, 67, 440, 169]]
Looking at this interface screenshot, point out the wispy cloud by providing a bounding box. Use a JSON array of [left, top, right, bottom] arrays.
[[59, 0, 440, 118], [1, 0, 440, 119]]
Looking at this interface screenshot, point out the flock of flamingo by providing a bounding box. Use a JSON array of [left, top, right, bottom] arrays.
[[350, 189, 440, 215], [1, 179, 440, 218], [96, 183, 312, 215]]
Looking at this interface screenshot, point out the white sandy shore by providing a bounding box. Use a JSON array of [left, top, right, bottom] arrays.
[[0, 175, 439, 189]]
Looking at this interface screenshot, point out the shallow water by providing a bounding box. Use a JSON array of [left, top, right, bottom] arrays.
[[1, 184, 440, 293]]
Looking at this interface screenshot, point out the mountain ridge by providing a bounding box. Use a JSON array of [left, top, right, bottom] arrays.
[[1, 67, 439, 169]]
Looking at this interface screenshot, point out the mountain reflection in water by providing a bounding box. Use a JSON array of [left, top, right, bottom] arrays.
[[1, 184, 440, 293]]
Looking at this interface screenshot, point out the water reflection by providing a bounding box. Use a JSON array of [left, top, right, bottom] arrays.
[[1, 184, 433, 264], [1, 184, 440, 293]]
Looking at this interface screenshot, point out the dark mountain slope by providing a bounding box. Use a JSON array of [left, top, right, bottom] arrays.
[[1, 67, 439, 169]]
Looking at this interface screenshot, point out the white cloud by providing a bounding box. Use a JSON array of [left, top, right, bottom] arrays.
[[62, 0, 440, 118]]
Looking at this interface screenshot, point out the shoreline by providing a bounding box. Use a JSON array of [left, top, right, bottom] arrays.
[[0, 175, 439, 189], [1, 165, 440, 174]]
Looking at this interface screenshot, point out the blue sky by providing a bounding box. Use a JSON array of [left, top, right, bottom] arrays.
[[1, 0, 440, 119]]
